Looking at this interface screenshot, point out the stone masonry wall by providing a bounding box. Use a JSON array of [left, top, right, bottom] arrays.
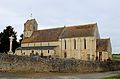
[[0, 54, 120, 73]]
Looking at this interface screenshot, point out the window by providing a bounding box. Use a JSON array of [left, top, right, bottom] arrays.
[[74, 39, 76, 49], [48, 43, 50, 53], [64, 52, 67, 58], [32, 50, 34, 53], [22, 52, 25, 56], [84, 38, 86, 49], [48, 50, 49, 53], [35, 52, 39, 56], [32, 50, 34, 55], [64, 40, 66, 49]]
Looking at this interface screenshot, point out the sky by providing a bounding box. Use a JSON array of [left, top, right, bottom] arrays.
[[0, 0, 120, 53]]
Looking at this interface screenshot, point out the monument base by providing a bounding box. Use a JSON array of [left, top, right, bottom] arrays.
[[8, 51, 14, 55]]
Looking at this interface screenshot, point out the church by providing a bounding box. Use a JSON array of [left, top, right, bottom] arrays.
[[15, 19, 112, 61]]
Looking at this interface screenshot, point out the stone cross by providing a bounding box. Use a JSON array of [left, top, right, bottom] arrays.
[[30, 13, 33, 18], [9, 36, 14, 53]]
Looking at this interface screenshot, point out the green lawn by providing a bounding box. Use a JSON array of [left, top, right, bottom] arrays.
[[112, 54, 120, 61], [103, 75, 120, 79]]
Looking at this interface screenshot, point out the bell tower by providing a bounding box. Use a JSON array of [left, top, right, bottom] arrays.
[[24, 19, 38, 37]]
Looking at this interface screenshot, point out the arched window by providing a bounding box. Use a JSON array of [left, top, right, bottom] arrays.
[[32, 50, 34, 53], [74, 39, 76, 49], [64, 40, 66, 49], [48, 43, 50, 53], [48, 50, 49, 53], [35, 52, 39, 56], [84, 38, 86, 49]]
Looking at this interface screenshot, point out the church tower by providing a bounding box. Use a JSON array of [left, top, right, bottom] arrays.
[[24, 19, 38, 37]]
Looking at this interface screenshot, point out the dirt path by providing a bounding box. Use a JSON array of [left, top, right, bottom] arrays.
[[0, 71, 119, 79]]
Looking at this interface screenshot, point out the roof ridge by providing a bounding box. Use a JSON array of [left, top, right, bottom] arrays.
[[66, 23, 97, 28], [34, 23, 97, 32], [97, 38, 110, 40], [34, 27, 64, 32]]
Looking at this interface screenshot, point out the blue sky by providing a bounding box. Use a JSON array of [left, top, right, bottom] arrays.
[[0, 0, 120, 53]]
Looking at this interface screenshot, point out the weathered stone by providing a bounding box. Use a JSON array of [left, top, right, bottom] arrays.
[[0, 54, 119, 73]]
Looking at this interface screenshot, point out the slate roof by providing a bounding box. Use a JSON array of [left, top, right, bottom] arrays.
[[16, 46, 58, 50], [96, 39, 110, 52], [22, 23, 97, 43]]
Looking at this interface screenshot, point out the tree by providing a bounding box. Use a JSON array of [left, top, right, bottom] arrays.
[[19, 34, 23, 46], [0, 26, 19, 53]]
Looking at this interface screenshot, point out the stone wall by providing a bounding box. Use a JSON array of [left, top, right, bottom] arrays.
[[0, 54, 119, 73]]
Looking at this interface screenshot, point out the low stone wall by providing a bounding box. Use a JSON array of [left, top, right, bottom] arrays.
[[0, 54, 120, 73]]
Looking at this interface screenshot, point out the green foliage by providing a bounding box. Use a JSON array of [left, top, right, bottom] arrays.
[[19, 34, 23, 46], [0, 26, 19, 53]]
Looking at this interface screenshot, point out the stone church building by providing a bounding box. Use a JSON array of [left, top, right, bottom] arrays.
[[15, 19, 112, 61]]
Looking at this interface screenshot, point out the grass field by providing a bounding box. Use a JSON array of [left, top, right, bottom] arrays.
[[103, 75, 120, 79], [104, 54, 120, 79], [112, 54, 120, 61]]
